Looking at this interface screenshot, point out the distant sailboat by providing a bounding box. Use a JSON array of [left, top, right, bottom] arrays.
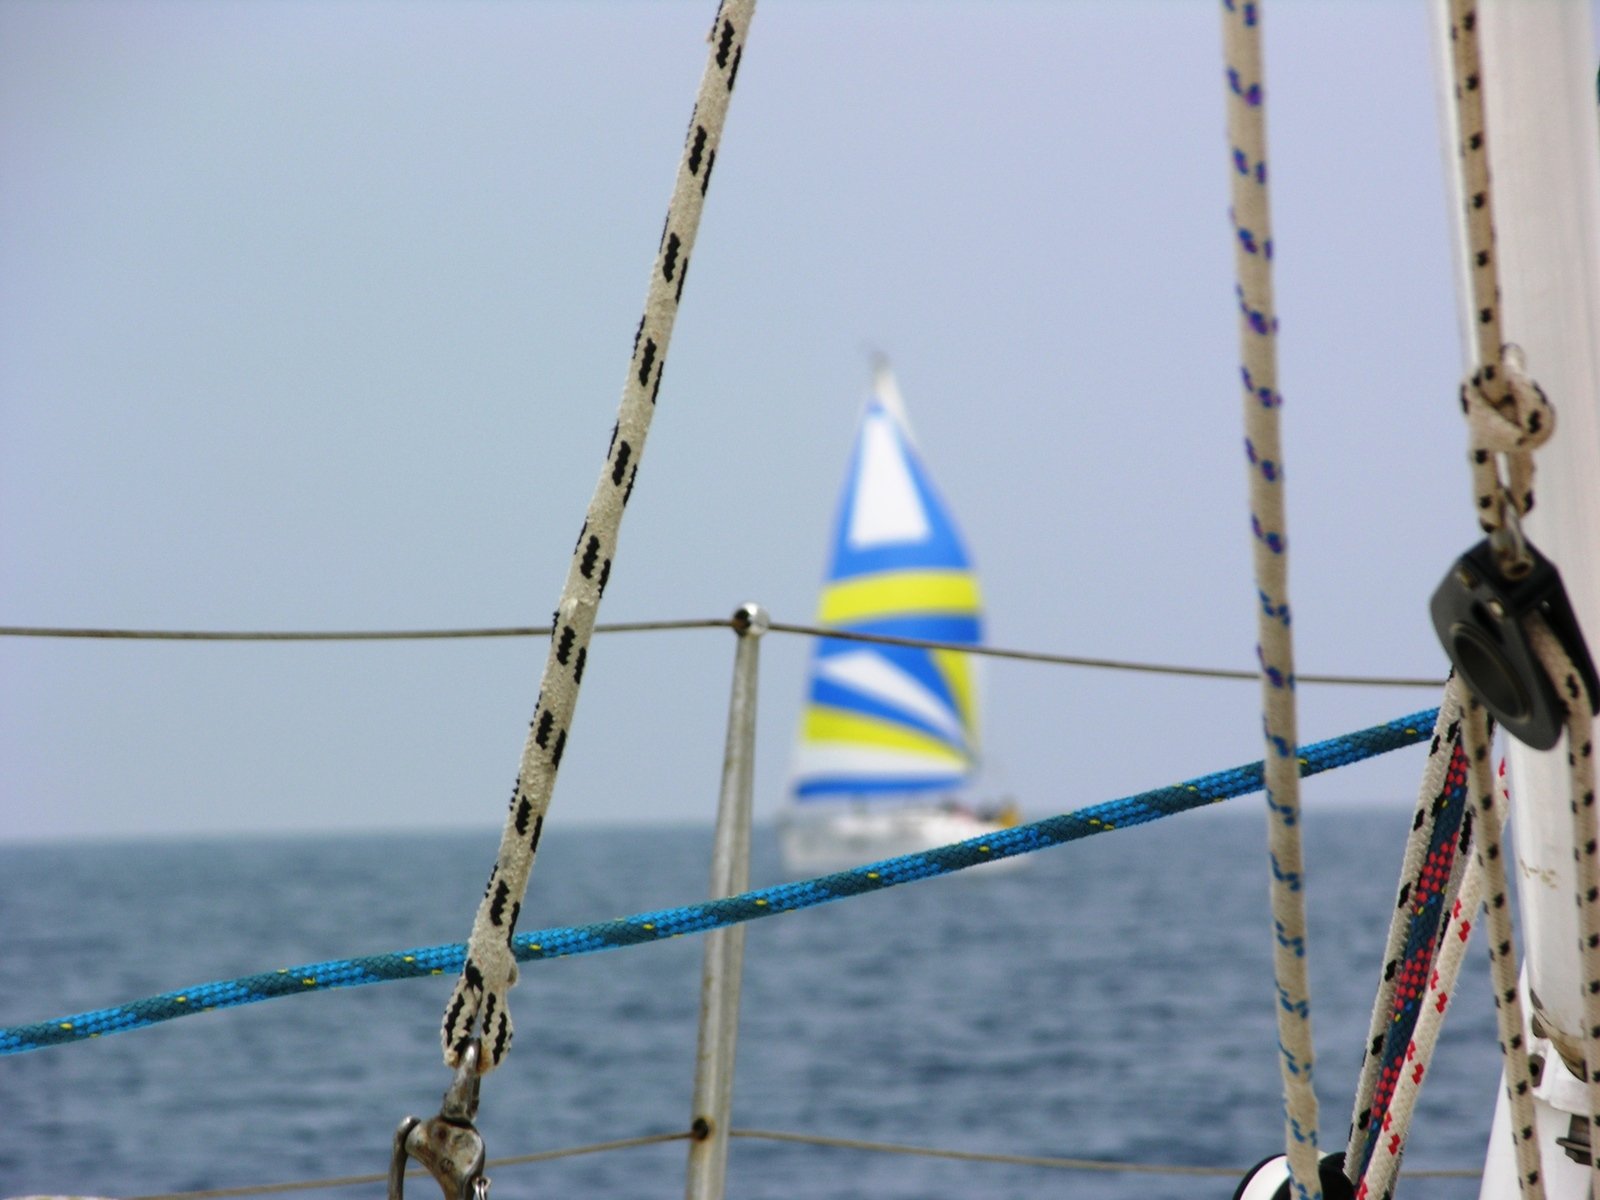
[[778, 362, 1020, 875]]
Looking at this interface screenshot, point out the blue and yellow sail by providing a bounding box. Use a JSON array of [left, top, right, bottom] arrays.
[[790, 365, 983, 802]]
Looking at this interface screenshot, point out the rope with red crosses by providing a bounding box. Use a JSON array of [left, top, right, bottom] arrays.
[[1344, 685, 1477, 1199]]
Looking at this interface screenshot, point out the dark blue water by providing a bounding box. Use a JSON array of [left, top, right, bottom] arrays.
[[0, 807, 1500, 1199]]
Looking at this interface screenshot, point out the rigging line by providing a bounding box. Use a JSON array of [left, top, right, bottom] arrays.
[[125, 1132, 693, 1200], [0, 619, 1444, 689], [0, 619, 733, 641], [730, 1128, 1240, 1176], [1222, 3, 1321, 1192], [0, 707, 1438, 1056], [110, 1128, 1479, 1199], [436, 0, 757, 1076], [1357, 746, 1490, 1200], [766, 621, 1442, 687], [1344, 691, 1472, 1178], [728, 1129, 1481, 1179]]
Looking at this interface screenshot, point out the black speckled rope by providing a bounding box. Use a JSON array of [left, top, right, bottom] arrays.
[[1446, 0, 1552, 557], [1437, 3, 1580, 1197], [440, 0, 755, 1076], [1530, 619, 1600, 1192]]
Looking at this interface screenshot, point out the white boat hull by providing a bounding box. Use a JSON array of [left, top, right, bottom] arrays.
[[777, 803, 1021, 876]]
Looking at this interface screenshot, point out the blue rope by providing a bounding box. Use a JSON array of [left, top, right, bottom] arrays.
[[0, 708, 1438, 1056]]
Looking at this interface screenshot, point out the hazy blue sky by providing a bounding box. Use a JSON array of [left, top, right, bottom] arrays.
[[1, 0, 1515, 844]]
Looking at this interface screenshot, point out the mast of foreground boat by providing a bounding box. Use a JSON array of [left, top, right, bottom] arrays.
[[1430, 2, 1600, 1195]]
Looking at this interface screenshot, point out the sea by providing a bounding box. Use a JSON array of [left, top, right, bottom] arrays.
[[0, 806, 1505, 1200]]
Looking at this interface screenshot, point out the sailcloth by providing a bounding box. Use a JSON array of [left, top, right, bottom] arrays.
[[791, 369, 984, 802]]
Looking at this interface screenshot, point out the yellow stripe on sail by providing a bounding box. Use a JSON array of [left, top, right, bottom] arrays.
[[802, 708, 967, 766], [932, 647, 980, 751], [817, 570, 981, 626]]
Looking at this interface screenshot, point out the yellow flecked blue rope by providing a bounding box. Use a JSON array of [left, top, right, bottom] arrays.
[[0, 708, 1437, 1057]]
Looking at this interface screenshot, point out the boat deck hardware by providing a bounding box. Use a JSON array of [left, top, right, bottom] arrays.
[[389, 1041, 489, 1200], [1430, 537, 1598, 749]]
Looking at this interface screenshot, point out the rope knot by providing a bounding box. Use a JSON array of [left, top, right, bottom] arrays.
[[1462, 346, 1553, 455], [1460, 345, 1553, 532]]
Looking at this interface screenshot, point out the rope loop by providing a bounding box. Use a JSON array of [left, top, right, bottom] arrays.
[[1461, 344, 1554, 539], [442, 922, 519, 1067], [1444, 0, 1555, 570]]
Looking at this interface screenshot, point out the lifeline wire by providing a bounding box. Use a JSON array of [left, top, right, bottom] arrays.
[[125, 1132, 694, 1200], [0, 619, 731, 642], [439, 0, 755, 1076], [1222, 2, 1320, 1196], [0, 707, 1436, 1056], [0, 620, 1445, 688], [114, 1128, 1481, 1200]]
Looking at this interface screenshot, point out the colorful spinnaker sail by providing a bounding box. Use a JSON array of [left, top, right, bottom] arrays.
[[790, 365, 983, 803]]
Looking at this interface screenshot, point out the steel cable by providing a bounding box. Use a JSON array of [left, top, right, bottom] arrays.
[[0, 620, 1444, 688], [95, 1126, 1480, 1200]]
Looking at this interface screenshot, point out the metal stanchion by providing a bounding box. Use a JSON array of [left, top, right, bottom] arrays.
[[684, 603, 767, 1200]]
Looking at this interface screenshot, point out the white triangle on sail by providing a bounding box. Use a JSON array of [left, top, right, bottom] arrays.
[[847, 412, 931, 548], [815, 649, 964, 743]]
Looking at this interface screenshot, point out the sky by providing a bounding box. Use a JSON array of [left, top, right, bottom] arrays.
[[0, 0, 1536, 843]]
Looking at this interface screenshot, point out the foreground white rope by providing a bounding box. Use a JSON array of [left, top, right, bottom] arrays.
[[1356, 800, 1488, 1200], [1446, 0, 1552, 559], [1345, 686, 1471, 1180], [1220, 1, 1321, 1193], [1437, 2, 1582, 1195], [1462, 696, 1546, 1197], [1221, 3, 1320, 1197], [440, 0, 755, 1074], [1529, 620, 1600, 1193]]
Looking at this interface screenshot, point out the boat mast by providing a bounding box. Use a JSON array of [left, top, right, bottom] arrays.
[[1429, 2, 1600, 1195]]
